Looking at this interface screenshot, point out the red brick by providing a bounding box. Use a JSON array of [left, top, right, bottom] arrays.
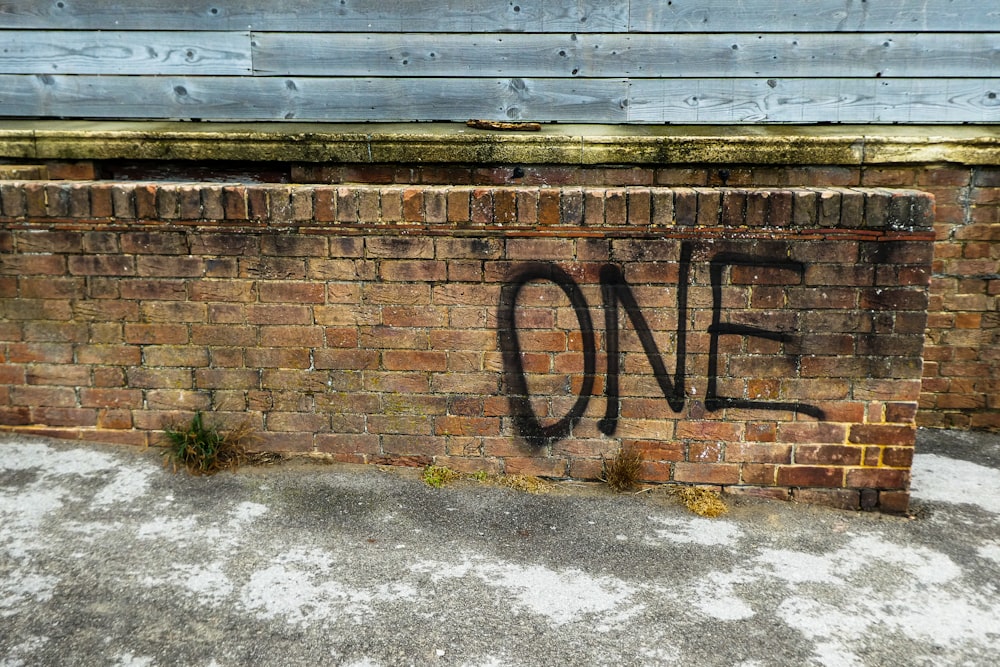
[[878, 490, 910, 513], [673, 463, 740, 485], [725, 442, 790, 463], [434, 416, 500, 436], [315, 433, 381, 455], [31, 407, 97, 427], [777, 466, 844, 488], [382, 350, 447, 371], [380, 260, 446, 282], [846, 468, 909, 489], [259, 326, 323, 347], [447, 188, 471, 222], [258, 281, 325, 303], [504, 456, 567, 478], [471, 188, 493, 224], [793, 488, 860, 510], [1, 183, 27, 217], [848, 424, 916, 446], [402, 187, 424, 222], [794, 444, 863, 466], [674, 421, 742, 442], [515, 188, 538, 224], [494, 189, 517, 224]]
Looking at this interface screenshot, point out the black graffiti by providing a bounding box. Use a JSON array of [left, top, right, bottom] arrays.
[[705, 253, 825, 419], [497, 242, 825, 447], [497, 263, 596, 446]]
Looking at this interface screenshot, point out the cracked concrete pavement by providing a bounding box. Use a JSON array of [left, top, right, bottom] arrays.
[[2, 428, 999, 666]]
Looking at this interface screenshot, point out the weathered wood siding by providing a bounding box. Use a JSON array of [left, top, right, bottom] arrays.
[[1, 1, 998, 123]]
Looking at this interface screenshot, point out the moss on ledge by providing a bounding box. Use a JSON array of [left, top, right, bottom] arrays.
[[1, 121, 998, 166]]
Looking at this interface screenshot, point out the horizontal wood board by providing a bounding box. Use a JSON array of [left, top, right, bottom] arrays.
[[0, 75, 629, 122], [0, 31, 251, 75], [1, 0, 996, 32], [252, 32, 998, 78], [1, 75, 997, 123], [4, 31, 996, 78]]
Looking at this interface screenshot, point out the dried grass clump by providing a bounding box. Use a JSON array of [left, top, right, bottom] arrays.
[[494, 474, 551, 494], [421, 466, 551, 495], [602, 446, 644, 492], [163, 412, 258, 476], [671, 486, 729, 517]]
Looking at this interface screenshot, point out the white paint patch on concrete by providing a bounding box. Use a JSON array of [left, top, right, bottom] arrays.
[[141, 562, 233, 604], [92, 466, 154, 507], [754, 549, 841, 585], [411, 554, 636, 627], [977, 542, 1000, 565], [461, 657, 506, 667], [111, 652, 155, 667], [0, 486, 68, 559], [749, 532, 999, 665], [2, 442, 122, 477], [134, 516, 201, 542], [0, 569, 58, 618], [689, 571, 755, 621], [229, 501, 268, 524], [638, 646, 682, 663], [0, 442, 154, 621], [240, 560, 360, 626], [911, 453, 1000, 515], [239, 548, 419, 628], [845, 534, 962, 585], [0, 635, 49, 667], [644, 515, 742, 547], [776, 596, 866, 667], [483, 563, 635, 626]]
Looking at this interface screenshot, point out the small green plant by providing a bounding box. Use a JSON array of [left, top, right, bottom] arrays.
[[422, 465, 462, 488], [162, 412, 254, 475], [601, 445, 643, 492], [470, 469, 489, 482]]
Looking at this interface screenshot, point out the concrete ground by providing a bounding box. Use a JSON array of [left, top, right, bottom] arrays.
[[1, 429, 999, 667]]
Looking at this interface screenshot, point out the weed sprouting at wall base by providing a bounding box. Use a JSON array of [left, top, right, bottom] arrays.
[[162, 412, 255, 476], [602, 446, 643, 493]]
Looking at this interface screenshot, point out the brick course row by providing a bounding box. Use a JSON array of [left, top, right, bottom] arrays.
[[0, 181, 932, 231]]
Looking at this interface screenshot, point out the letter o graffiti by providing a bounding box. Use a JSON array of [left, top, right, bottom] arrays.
[[497, 263, 595, 447]]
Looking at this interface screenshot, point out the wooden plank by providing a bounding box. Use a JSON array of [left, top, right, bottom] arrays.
[[0, 74, 996, 124], [628, 0, 1000, 32], [627, 78, 1000, 123], [252, 32, 1000, 79], [0, 31, 251, 75], [3, 0, 994, 32], [0, 1, 627, 32], [0, 75, 629, 122]]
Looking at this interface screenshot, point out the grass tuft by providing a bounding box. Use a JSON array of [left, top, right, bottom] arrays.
[[671, 486, 729, 517], [422, 465, 462, 488], [162, 412, 256, 476], [602, 445, 643, 492]]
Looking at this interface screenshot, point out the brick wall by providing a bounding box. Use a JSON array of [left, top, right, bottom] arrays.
[[285, 162, 998, 432], [0, 179, 933, 511]]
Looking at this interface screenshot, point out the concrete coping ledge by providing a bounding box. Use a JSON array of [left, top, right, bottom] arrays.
[[1, 121, 999, 166]]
